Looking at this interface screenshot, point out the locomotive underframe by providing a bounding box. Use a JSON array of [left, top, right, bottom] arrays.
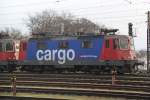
[[0, 60, 17, 72], [18, 60, 139, 73]]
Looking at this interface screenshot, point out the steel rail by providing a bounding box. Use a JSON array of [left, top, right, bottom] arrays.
[[0, 86, 150, 99], [0, 96, 68, 100]]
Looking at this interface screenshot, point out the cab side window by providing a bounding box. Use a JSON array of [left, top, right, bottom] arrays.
[[0, 42, 2, 52], [81, 40, 92, 48], [119, 38, 128, 49], [6, 42, 14, 51]]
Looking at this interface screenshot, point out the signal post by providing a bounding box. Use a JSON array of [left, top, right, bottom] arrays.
[[147, 11, 150, 73]]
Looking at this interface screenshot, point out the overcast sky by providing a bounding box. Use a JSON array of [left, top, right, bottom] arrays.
[[0, 0, 150, 50]]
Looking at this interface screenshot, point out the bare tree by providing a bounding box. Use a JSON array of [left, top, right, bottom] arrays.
[[0, 27, 24, 39], [27, 9, 104, 35], [136, 50, 146, 58]]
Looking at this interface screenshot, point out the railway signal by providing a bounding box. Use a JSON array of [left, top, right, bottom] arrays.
[[147, 11, 150, 73], [128, 23, 133, 37]]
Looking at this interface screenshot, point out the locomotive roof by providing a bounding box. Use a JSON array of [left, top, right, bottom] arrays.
[[104, 34, 130, 38], [29, 34, 130, 40], [0, 38, 14, 41], [29, 29, 130, 40]]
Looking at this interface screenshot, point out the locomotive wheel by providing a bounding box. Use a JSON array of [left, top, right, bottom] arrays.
[[116, 66, 124, 74], [131, 65, 138, 74], [20, 66, 26, 72], [0, 66, 4, 72], [39, 66, 45, 73], [7, 66, 16, 73], [0, 68, 3, 72], [8, 68, 13, 73]]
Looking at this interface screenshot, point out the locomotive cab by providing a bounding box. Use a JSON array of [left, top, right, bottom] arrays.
[[100, 35, 138, 73], [0, 39, 16, 61], [101, 35, 136, 60]]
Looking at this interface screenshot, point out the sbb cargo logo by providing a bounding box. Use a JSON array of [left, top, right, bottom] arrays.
[[36, 49, 75, 64]]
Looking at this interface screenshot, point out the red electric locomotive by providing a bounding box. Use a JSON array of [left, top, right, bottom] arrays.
[[0, 34, 17, 72], [16, 23, 143, 74]]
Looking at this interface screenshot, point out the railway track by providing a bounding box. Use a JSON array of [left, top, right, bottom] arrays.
[[1, 86, 150, 99], [0, 96, 68, 100], [0, 72, 150, 77], [1, 72, 150, 81], [0, 80, 150, 92], [0, 72, 150, 99], [0, 78, 150, 86], [0, 74, 150, 86]]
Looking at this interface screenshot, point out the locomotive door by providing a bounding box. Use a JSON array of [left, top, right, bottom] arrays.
[[105, 38, 114, 60], [15, 40, 20, 60]]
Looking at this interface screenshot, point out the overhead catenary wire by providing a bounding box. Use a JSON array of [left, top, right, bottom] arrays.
[[0, 15, 146, 26], [123, 0, 132, 4], [0, 0, 148, 30], [0, 0, 148, 26], [0, 1, 148, 16], [0, 5, 148, 17], [0, 11, 145, 22], [0, 0, 128, 9], [0, 0, 59, 8], [0, 3, 133, 15], [1, 0, 149, 9]]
